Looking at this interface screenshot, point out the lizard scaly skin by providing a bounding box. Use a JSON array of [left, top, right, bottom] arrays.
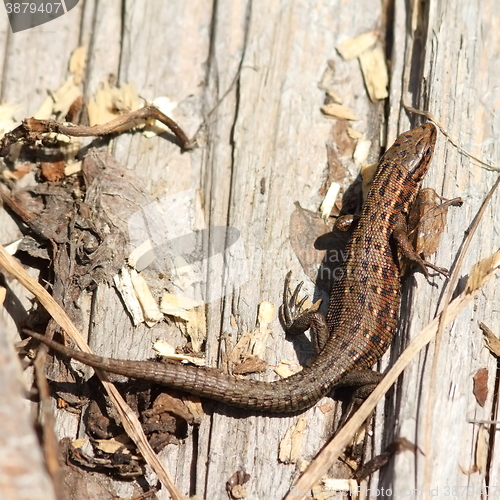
[[27, 123, 439, 413]]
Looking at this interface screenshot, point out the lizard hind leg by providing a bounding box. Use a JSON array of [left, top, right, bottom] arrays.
[[279, 271, 328, 353], [334, 368, 384, 431]]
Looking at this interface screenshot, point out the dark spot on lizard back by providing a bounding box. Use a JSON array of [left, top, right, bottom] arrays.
[[389, 213, 399, 224], [380, 286, 395, 297]]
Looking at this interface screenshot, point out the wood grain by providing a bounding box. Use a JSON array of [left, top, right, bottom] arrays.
[[0, 1, 499, 499]]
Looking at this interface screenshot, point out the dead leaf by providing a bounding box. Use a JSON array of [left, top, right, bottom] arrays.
[[40, 160, 65, 182], [232, 355, 268, 375], [289, 202, 330, 283], [472, 368, 488, 407], [480, 322, 500, 357], [467, 251, 500, 293], [408, 188, 462, 258]]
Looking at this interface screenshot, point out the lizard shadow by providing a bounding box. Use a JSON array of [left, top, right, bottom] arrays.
[[282, 176, 361, 369]]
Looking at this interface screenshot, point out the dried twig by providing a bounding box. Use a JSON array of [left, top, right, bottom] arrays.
[[0, 244, 185, 500], [0, 105, 193, 156]]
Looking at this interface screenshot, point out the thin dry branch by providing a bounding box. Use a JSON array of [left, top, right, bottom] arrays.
[[0, 105, 193, 156], [284, 249, 500, 500], [285, 170, 500, 499], [0, 244, 184, 500]]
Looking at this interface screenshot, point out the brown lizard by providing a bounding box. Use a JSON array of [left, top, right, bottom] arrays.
[[26, 122, 445, 413]]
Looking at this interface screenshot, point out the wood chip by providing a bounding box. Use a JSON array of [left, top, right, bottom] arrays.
[[258, 300, 275, 326], [160, 292, 198, 321], [325, 88, 343, 104], [347, 127, 362, 139], [336, 31, 378, 60], [320, 182, 340, 219], [130, 269, 163, 326], [87, 81, 140, 127], [64, 160, 82, 177], [358, 43, 388, 101], [143, 96, 178, 137], [0, 102, 21, 136], [475, 424, 489, 473], [353, 139, 371, 165], [152, 339, 205, 367], [69, 46, 86, 85], [94, 438, 130, 455], [321, 103, 358, 121], [278, 417, 308, 464], [113, 267, 145, 326], [34, 78, 82, 120], [274, 361, 302, 379], [360, 162, 378, 200]]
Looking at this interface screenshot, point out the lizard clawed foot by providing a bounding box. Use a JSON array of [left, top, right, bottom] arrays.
[[422, 260, 449, 278], [414, 256, 449, 279], [279, 271, 322, 335]]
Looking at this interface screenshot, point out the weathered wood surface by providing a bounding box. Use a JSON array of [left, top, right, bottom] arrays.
[[0, 1, 499, 499]]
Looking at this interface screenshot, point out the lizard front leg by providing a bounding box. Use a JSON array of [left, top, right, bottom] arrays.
[[280, 272, 385, 394]]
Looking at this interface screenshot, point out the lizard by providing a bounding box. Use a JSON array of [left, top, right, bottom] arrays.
[[26, 122, 445, 414]]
